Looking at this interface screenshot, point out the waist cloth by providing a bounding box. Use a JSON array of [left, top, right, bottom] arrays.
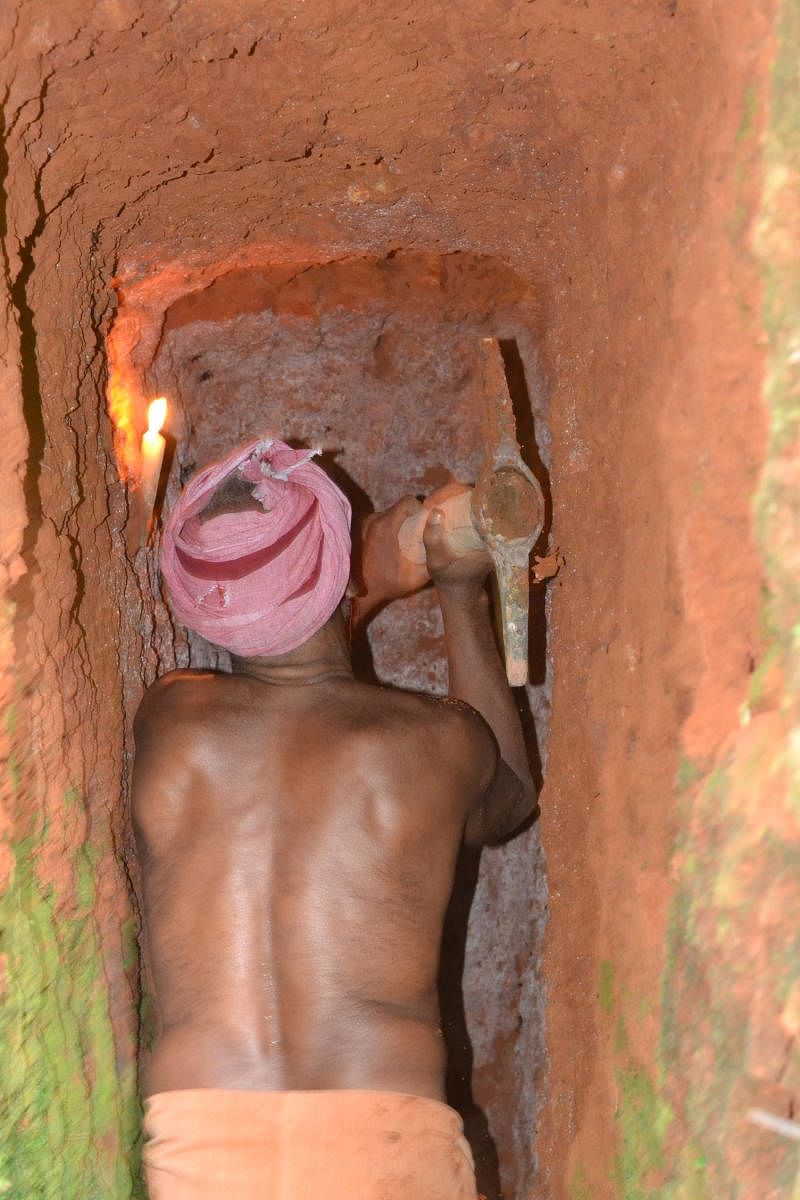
[[143, 1088, 479, 1199]]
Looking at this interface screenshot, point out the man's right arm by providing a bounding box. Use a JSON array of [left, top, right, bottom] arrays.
[[424, 510, 537, 846]]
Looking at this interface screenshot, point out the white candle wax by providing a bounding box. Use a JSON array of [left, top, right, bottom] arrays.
[[140, 398, 167, 522]]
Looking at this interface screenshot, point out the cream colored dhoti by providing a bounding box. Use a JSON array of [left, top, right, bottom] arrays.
[[143, 1088, 479, 1199]]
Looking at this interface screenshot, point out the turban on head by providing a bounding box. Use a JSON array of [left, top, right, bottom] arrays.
[[160, 438, 352, 657]]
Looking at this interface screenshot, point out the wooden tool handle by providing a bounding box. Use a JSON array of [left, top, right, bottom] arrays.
[[492, 554, 531, 687]]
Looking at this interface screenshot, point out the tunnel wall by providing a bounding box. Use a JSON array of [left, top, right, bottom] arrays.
[[1, 3, 799, 1198], [0, 155, 144, 1193]]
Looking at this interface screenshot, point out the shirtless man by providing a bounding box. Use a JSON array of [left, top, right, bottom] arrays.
[[133, 438, 535, 1200]]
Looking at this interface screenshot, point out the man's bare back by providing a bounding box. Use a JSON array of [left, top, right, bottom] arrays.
[[134, 670, 496, 1100], [133, 498, 535, 1112]]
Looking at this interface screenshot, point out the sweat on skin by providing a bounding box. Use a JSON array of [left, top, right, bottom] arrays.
[[133, 437, 537, 1200]]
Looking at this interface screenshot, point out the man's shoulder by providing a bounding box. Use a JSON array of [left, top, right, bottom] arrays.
[[132, 672, 244, 808], [427, 694, 493, 733], [400, 690, 493, 739], [134, 669, 222, 735], [359, 688, 496, 769]]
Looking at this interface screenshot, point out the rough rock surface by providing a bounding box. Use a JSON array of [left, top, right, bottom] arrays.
[[1, 2, 798, 1199]]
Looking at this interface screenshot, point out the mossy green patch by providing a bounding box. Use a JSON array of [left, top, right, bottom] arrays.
[[715, 913, 733, 942], [569, 1164, 592, 1200], [674, 1142, 713, 1200], [661, 741, 799, 1193], [683, 851, 699, 877], [613, 1067, 673, 1200], [637, 993, 654, 1022], [0, 802, 144, 1199], [771, 927, 800, 1003], [121, 916, 140, 972], [599, 960, 615, 1015], [748, 644, 782, 711], [704, 766, 730, 803], [138, 981, 156, 1056], [676, 756, 702, 793], [735, 85, 758, 144], [7, 754, 20, 793]]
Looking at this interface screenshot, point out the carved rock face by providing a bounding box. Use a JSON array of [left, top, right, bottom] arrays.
[[3, 3, 794, 1199]]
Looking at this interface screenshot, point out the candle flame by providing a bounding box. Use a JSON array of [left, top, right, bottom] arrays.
[[148, 397, 168, 436]]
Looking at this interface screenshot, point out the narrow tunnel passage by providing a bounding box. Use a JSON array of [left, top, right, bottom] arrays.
[[2, 4, 798, 1199], [111, 249, 551, 1197]]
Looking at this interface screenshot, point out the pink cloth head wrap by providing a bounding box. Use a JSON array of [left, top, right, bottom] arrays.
[[160, 438, 351, 657]]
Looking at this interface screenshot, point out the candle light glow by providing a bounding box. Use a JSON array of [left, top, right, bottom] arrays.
[[140, 397, 168, 534], [146, 396, 168, 440]]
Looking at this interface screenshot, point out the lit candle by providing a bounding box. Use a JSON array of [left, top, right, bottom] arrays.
[[140, 397, 168, 525]]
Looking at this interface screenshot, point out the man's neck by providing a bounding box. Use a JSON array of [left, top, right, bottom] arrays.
[[230, 612, 354, 686]]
